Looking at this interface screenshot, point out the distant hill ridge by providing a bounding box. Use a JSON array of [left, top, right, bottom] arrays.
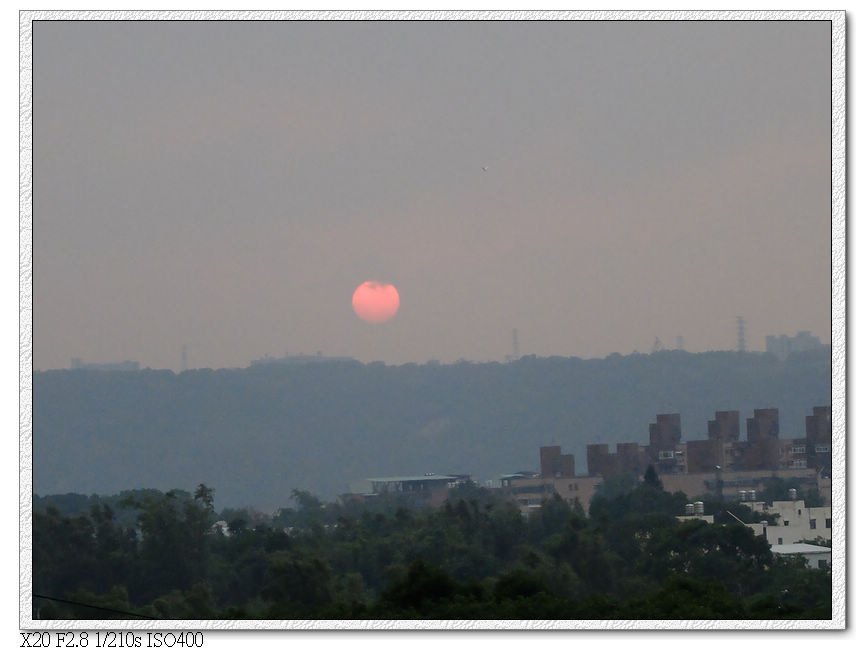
[[33, 349, 830, 510]]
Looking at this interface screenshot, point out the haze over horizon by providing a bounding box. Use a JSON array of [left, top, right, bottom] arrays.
[[44, 342, 829, 374], [34, 20, 831, 371]]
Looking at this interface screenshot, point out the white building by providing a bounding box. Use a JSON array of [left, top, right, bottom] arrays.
[[744, 499, 832, 546], [770, 543, 831, 569]]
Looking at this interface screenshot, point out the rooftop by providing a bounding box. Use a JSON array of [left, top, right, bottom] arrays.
[[770, 543, 831, 555], [368, 475, 464, 483]]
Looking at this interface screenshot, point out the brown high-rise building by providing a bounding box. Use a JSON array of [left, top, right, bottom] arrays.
[[742, 408, 781, 470], [649, 414, 682, 449], [586, 443, 620, 479], [686, 439, 724, 473], [708, 411, 740, 442], [539, 446, 560, 477], [616, 442, 648, 475], [584, 405, 829, 484], [648, 413, 682, 472], [806, 406, 831, 444], [746, 408, 780, 442], [805, 406, 831, 472], [778, 438, 809, 470], [559, 453, 576, 478], [539, 445, 576, 478]]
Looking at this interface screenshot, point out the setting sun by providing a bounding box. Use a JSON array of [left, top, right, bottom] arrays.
[[352, 281, 400, 323]]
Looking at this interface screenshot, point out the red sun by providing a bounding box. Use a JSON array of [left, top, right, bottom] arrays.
[[352, 281, 400, 323]]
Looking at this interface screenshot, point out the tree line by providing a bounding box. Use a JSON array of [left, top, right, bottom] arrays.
[[33, 474, 831, 620]]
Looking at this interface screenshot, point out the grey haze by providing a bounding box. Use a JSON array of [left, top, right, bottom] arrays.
[[33, 20, 830, 369]]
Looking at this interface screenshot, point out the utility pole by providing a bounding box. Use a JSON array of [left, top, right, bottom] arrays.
[[737, 316, 746, 353]]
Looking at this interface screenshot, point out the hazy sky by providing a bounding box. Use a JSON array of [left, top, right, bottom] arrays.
[[33, 19, 831, 370]]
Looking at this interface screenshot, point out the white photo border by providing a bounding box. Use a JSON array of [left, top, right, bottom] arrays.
[[19, 9, 847, 630]]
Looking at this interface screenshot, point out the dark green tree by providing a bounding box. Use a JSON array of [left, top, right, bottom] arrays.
[[261, 550, 335, 617], [378, 559, 460, 615], [643, 464, 663, 489], [194, 484, 215, 512]]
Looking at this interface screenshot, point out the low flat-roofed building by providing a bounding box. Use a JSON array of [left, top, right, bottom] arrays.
[[675, 514, 715, 524], [769, 543, 831, 569], [498, 471, 538, 487], [348, 474, 471, 507], [502, 474, 603, 515], [660, 467, 820, 502]]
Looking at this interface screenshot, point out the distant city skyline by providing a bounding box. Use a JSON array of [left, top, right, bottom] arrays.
[[54, 326, 828, 373], [33, 19, 832, 371]]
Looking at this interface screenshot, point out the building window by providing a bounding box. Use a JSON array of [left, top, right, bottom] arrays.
[[818, 559, 828, 569], [783, 520, 789, 527], [826, 518, 832, 529], [791, 445, 806, 454], [810, 519, 817, 529], [778, 537, 783, 544]]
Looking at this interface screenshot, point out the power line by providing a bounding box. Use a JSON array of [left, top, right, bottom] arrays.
[[33, 594, 157, 619]]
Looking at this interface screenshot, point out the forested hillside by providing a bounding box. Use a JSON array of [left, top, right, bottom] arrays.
[[34, 349, 830, 509]]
